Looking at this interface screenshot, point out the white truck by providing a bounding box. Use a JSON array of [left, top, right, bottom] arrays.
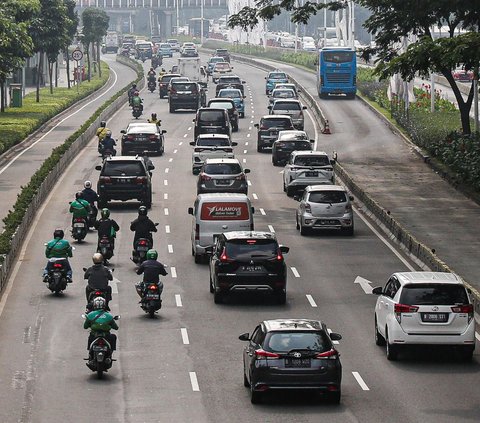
[[105, 31, 119, 53], [177, 57, 207, 84]]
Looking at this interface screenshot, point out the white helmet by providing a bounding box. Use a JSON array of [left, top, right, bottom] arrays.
[[92, 296, 106, 310], [84, 180, 92, 189]]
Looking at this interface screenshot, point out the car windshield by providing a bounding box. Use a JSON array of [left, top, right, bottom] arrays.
[[214, 63, 230, 70], [322, 51, 354, 63], [308, 191, 346, 204], [266, 331, 330, 353], [197, 138, 230, 146], [276, 141, 311, 150], [400, 284, 469, 305], [293, 156, 330, 166], [204, 163, 242, 174], [219, 90, 242, 99], [209, 101, 233, 110], [225, 239, 277, 258], [269, 72, 287, 79], [273, 102, 301, 111], [172, 83, 197, 91], [102, 162, 145, 176], [261, 118, 292, 129], [210, 57, 225, 63], [199, 111, 225, 123]]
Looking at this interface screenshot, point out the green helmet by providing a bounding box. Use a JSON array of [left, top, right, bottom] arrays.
[[101, 208, 110, 218], [146, 249, 158, 260]]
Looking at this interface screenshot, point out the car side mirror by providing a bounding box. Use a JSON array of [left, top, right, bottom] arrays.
[[148, 164, 155, 170], [244, 168, 250, 174], [330, 159, 336, 165], [95, 165, 102, 171], [329, 332, 342, 341], [242, 80, 246, 84], [372, 286, 383, 295], [279, 245, 289, 253], [192, 119, 196, 122], [230, 66, 233, 69], [303, 106, 307, 110], [232, 141, 238, 146], [68, 201, 72, 205], [349, 195, 354, 201], [189, 141, 195, 146], [162, 130, 167, 134], [155, 223, 159, 226], [83, 267, 87, 272], [267, 106, 272, 110], [238, 333, 250, 341], [243, 96, 246, 99], [264, 77, 267, 80], [120, 130, 126, 134], [310, 139, 315, 144], [188, 207, 194, 215], [297, 89, 302, 93], [114, 315, 120, 320], [254, 123, 259, 128]]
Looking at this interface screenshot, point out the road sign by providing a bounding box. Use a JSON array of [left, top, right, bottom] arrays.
[[72, 49, 83, 61]]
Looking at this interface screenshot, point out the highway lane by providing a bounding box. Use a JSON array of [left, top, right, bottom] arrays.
[[0, 55, 478, 423]]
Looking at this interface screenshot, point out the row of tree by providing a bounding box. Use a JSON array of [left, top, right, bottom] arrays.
[[228, 0, 480, 134], [0, 1, 110, 112]]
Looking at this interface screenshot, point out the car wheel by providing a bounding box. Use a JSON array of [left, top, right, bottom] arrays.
[[375, 316, 386, 346], [213, 290, 224, 304], [243, 371, 250, 387], [257, 144, 262, 153], [386, 328, 399, 361], [274, 290, 286, 305], [250, 383, 262, 404], [209, 275, 214, 293], [295, 216, 300, 230], [457, 346, 474, 362], [283, 181, 287, 192], [265, 89, 269, 95], [169, 104, 175, 113], [300, 225, 310, 236], [160, 93, 164, 99], [327, 391, 341, 404], [144, 191, 152, 209], [272, 157, 278, 166], [286, 186, 295, 197], [194, 253, 202, 264]]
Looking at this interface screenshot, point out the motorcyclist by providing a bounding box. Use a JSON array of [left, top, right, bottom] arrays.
[[84, 296, 118, 367], [135, 249, 167, 299], [131, 91, 143, 112], [147, 67, 156, 82], [82, 180, 99, 222], [84, 253, 113, 308], [128, 83, 137, 105], [147, 113, 161, 126], [69, 191, 91, 223], [130, 206, 157, 249], [94, 208, 120, 257], [43, 228, 73, 282], [159, 68, 166, 78], [96, 121, 109, 143], [99, 130, 116, 156]]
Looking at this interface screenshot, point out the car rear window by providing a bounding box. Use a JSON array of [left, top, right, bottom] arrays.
[[200, 202, 250, 220], [128, 126, 157, 134], [225, 239, 277, 258], [261, 118, 293, 129], [214, 63, 230, 70], [102, 161, 145, 176], [198, 110, 225, 123], [197, 138, 230, 146], [167, 39, 178, 44], [218, 90, 241, 98], [209, 101, 233, 111], [266, 331, 330, 353], [276, 141, 311, 150], [269, 72, 287, 79], [273, 101, 301, 111], [275, 84, 297, 93], [273, 90, 295, 98], [204, 163, 242, 175], [161, 75, 180, 83], [172, 83, 197, 91], [293, 155, 329, 166], [210, 57, 225, 63], [218, 77, 240, 84], [400, 284, 469, 305], [308, 191, 347, 204]]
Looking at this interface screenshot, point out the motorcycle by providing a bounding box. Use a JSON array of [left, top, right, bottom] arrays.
[[147, 80, 156, 92], [87, 204, 98, 229], [139, 282, 163, 318], [98, 235, 114, 263], [71, 217, 88, 242], [132, 105, 142, 119], [45, 258, 69, 295], [100, 145, 116, 160], [132, 238, 151, 264]]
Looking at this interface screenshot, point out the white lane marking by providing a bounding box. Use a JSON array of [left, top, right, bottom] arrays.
[[173, 149, 178, 154], [165, 168, 169, 173], [165, 225, 170, 233], [175, 294, 183, 307], [327, 328, 339, 345], [168, 244, 173, 253], [164, 179, 168, 186], [252, 193, 258, 200], [268, 225, 275, 233], [476, 332, 480, 342], [352, 372, 370, 391], [250, 120, 254, 124], [247, 133, 251, 138], [247, 180, 251, 186], [248, 126, 252, 130], [164, 208, 169, 216], [245, 142, 249, 146], [305, 108, 319, 151], [183, 134, 188, 138], [306, 294, 317, 308], [259, 208, 266, 215], [179, 141, 183, 146], [243, 158, 247, 163], [189, 372, 200, 391], [181, 328, 190, 345], [355, 209, 415, 271], [111, 276, 120, 294], [243, 149, 248, 154], [0, 67, 119, 176], [291, 267, 300, 278], [169, 158, 173, 162], [164, 193, 168, 200], [171, 267, 177, 278], [187, 126, 192, 131]]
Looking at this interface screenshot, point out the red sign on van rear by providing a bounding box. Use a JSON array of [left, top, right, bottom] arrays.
[[201, 202, 249, 220]]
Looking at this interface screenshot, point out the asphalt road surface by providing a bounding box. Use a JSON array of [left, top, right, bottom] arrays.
[[0, 55, 478, 423]]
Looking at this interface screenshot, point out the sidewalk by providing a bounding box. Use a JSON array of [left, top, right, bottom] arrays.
[[24, 60, 73, 96]]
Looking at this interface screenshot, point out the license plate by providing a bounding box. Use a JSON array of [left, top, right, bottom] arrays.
[[285, 358, 311, 368], [145, 293, 160, 300], [422, 313, 448, 322], [205, 128, 216, 132], [242, 266, 263, 272], [73, 223, 85, 227], [305, 171, 319, 177], [319, 219, 337, 225], [53, 272, 62, 277], [119, 179, 130, 183], [137, 246, 148, 251], [93, 346, 108, 352], [216, 180, 230, 185]]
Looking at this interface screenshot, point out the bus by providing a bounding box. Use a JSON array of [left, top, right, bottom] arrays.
[[317, 47, 357, 98], [189, 18, 209, 38]]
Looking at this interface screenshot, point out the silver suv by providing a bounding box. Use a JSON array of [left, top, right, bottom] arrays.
[[190, 134, 237, 174], [269, 99, 307, 130], [197, 158, 250, 194], [295, 185, 354, 236]]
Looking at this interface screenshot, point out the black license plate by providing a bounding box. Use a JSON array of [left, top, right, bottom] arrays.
[[216, 180, 230, 185], [319, 219, 337, 225], [285, 358, 311, 368], [145, 293, 160, 300], [422, 313, 448, 322], [242, 266, 263, 272], [305, 171, 319, 177]]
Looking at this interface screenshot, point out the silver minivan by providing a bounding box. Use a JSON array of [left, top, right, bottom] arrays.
[[188, 193, 255, 263], [269, 99, 307, 130]]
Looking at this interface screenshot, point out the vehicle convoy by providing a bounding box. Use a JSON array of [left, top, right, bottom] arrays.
[[121, 122, 166, 156], [255, 115, 295, 152], [197, 158, 250, 195], [317, 47, 357, 98], [190, 133, 237, 174], [44, 258, 70, 295], [207, 98, 239, 132]]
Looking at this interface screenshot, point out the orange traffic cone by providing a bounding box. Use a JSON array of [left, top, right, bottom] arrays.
[[322, 120, 331, 134]]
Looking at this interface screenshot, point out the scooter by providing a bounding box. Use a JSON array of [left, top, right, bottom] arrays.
[[132, 105, 142, 119], [98, 235, 114, 263], [132, 238, 152, 264], [44, 258, 70, 295], [147, 80, 156, 92], [71, 217, 88, 242], [139, 282, 163, 318]]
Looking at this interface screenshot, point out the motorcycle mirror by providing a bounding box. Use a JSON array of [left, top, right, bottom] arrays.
[[83, 267, 87, 271], [81, 314, 86, 319], [68, 201, 72, 205], [111, 268, 115, 272], [114, 315, 121, 320], [155, 223, 159, 226]]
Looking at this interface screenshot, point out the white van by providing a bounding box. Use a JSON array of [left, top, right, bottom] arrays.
[[188, 193, 255, 263]]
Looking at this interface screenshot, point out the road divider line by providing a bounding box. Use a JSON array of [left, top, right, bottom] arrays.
[[259, 208, 266, 215], [179, 141, 183, 146], [187, 126, 192, 131], [352, 372, 370, 391], [169, 158, 173, 162], [189, 372, 200, 391], [165, 168, 169, 173], [250, 120, 254, 124], [165, 225, 170, 233], [327, 328, 339, 344], [243, 149, 247, 154], [248, 126, 252, 130], [181, 328, 190, 345], [164, 208, 169, 216], [306, 294, 317, 308], [290, 267, 300, 278], [243, 158, 247, 163], [268, 225, 275, 233], [183, 134, 188, 138], [164, 193, 168, 200], [175, 294, 183, 307], [252, 193, 258, 200], [164, 179, 168, 186], [171, 267, 177, 278], [173, 149, 178, 154], [168, 244, 173, 253], [245, 142, 248, 146], [247, 133, 251, 138]]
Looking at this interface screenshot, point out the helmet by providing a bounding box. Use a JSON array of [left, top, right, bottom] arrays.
[[161, 68, 165, 71], [138, 205, 148, 216], [100, 121, 106, 128], [106, 130, 112, 137], [92, 253, 103, 264], [84, 180, 92, 189], [75, 191, 84, 199], [101, 208, 110, 218], [92, 296, 107, 310], [150, 67, 154, 71], [151, 113, 157, 119], [53, 228, 64, 239], [132, 83, 137, 89], [146, 249, 158, 260]]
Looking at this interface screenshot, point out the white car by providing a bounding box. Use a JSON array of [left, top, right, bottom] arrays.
[[180, 42, 196, 53], [283, 151, 334, 196], [372, 272, 475, 361], [190, 134, 237, 174], [212, 62, 233, 82]]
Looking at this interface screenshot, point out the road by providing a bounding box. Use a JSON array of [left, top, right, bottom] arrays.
[[0, 55, 137, 231], [0, 55, 478, 423]]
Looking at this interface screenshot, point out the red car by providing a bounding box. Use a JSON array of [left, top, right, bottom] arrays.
[[452, 68, 473, 82]]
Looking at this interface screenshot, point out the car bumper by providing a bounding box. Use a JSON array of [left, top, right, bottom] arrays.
[[252, 368, 341, 391], [99, 188, 148, 201], [197, 183, 247, 194], [300, 214, 353, 230], [258, 137, 278, 148], [216, 274, 286, 292], [122, 141, 162, 153], [287, 178, 334, 190]]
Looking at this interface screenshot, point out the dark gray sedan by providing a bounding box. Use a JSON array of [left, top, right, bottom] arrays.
[[197, 158, 250, 195]]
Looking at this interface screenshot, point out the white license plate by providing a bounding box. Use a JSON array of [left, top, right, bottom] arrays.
[[145, 293, 160, 300], [137, 246, 148, 251], [305, 171, 319, 177], [216, 180, 230, 185], [74, 223, 85, 227], [422, 313, 448, 322]]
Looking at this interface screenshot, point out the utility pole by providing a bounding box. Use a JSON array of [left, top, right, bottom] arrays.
[[176, 0, 180, 35], [474, 66, 479, 133], [200, 0, 204, 44]]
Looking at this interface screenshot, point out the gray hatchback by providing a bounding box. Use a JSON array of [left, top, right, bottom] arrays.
[[240, 319, 342, 404], [197, 158, 250, 194]]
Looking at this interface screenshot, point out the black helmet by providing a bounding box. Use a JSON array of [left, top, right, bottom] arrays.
[[138, 205, 148, 216], [101, 208, 110, 218], [75, 191, 84, 199], [132, 83, 137, 89], [100, 121, 106, 128], [53, 228, 64, 239], [151, 113, 157, 119], [150, 67, 154, 71]]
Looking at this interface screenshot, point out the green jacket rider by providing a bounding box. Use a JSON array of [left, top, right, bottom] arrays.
[[84, 297, 118, 355], [43, 228, 73, 280], [70, 191, 91, 219]]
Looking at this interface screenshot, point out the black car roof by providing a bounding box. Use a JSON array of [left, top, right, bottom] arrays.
[[263, 319, 323, 332], [223, 231, 277, 241]]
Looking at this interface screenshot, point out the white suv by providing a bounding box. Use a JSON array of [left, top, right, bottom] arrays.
[[373, 272, 475, 361]]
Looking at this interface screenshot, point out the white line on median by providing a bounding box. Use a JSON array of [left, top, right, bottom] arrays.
[[243, 149, 248, 154], [164, 179, 168, 186], [181, 328, 190, 345], [168, 244, 173, 253], [165, 225, 170, 233], [259, 208, 266, 215], [352, 372, 370, 391], [291, 267, 300, 278], [189, 372, 200, 391], [169, 158, 173, 162], [268, 225, 275, 233], [173, 149, 178, 154], [252, 193, 258, 200], [171, 267, 177, 278], [165, 168, 169, 173], [306, 294, 317, 308], [327, 328, 339, 344], [164, 193, 168, 200], [175, 294, 183, 307], [164, 208, 169, 216]]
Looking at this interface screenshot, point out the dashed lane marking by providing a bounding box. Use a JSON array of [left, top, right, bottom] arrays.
[[243, 158, 247, 163], [252, 193, 258, 200], [189, 372, 200, 391], [245, 142, 248, 146], [164, 193, 168, 200], [165, 168, 169, 173], [259, 208, 266, 215], [165, 225, 170, 233], [168, 244, 173, 253], [306, 294, 317, 308], [171, 267, 177, 278], [183, 134, 188, 138], [181, 328, 190, 345], [179, 141, 183, 146], [247, 134, 251, 138], [187, 126, 192, 130], [169, 158, 173, 162], [268, 225, 275, 233], [243, 149, 248, 154], [175, 294, 183, 307], [352, 372, 370, 391], [164, 208, 169, 216], [164, 180, 168, 186], [174, 149, 178, 154], [247, 180, 251, 186], [290, 267, 300, 278]]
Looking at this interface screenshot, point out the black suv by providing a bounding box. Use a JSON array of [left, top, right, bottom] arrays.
[[193, 107, 232, 139], [214, 48, 230, 63], [215, 75, 245, 96], [272, 136, 313, 166], [158, 73, 181, 98], [95, 156, 153, 208], [207, 231, 289, 304], [207, 98, 239, 132], [254, 115, 295, 152], [239, 319, 342, 404], [169, 81, 204, 112], [120, 122, 167, 155]]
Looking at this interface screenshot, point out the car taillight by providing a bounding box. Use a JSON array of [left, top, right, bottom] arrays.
[[100, 176, 112, 184], [220, 247, 234, 263], [394, 303, 419, 323], [451, 304, 474, 322], [194, 148, 204, 152], [148, 284, 158, 291], [200, 173, 212, 181], [149, 135, 158, 140], [136, 177, 148, 184], [304, 203, 311, 213], [195, 224, 199, 240], [315, 349, 339, 360], [127, 135, 135, 140], [139, 239, 148, 245], [53, 263, 63, 269], [255, 349, 280, 359], [235, 174, 245, 181]]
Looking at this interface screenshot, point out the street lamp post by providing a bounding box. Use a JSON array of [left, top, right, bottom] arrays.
[[176, 0, 180, 36], [200, 0, 204, 44]]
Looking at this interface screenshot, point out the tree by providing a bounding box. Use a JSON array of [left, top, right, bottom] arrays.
[[0, 0, 39, 112], [82, 8, 109, 81], [357, 0, 480, 135], [63, 0, 79, 89]]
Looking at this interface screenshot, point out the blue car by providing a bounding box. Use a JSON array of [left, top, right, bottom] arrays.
[[218, 88, 245, 118], [158, 43, 173, 58], [265, 70, 288, 95]]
